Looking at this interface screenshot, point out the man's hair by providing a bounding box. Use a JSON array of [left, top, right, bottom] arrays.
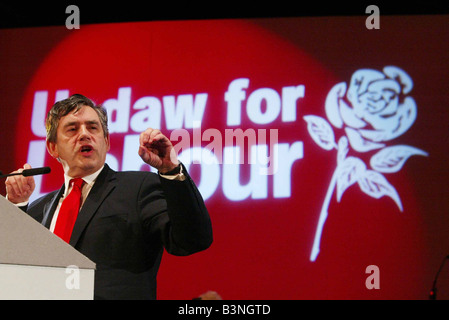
[[45, 94, 109, 143]]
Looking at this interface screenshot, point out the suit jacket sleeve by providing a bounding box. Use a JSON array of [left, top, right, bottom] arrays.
[[138, 163, 213, 256]]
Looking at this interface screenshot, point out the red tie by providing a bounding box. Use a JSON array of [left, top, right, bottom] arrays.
[[54, 178, 84, 243]]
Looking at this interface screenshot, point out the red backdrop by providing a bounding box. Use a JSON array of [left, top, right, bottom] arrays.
[[1, 16, 448, 299]]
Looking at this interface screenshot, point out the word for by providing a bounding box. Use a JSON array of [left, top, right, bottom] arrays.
[[225, 78, 305, 125], [365, 265, 380, 290]]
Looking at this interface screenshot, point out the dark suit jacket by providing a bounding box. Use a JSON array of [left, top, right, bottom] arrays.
[[25, 163, 213, 299]]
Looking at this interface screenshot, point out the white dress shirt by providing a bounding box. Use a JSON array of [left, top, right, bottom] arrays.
[[49, 165, 104, 232]]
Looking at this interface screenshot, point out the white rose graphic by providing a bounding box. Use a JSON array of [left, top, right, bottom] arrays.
[[325, 66, 417, 152], [304, 66, 427, 262]]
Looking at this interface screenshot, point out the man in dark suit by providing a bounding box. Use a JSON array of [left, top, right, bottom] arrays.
[[5, 94, 212, 299]]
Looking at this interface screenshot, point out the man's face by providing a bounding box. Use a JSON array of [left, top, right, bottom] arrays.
[[47, 105, 110, 178]]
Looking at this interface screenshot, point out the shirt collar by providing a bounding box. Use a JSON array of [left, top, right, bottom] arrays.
[[63, 165, 104, 195]]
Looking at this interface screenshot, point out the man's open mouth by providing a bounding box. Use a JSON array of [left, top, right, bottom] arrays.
[[80, 145, 93, 153]]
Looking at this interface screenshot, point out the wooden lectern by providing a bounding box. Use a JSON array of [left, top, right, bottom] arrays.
[[0, 195, 95, 299]]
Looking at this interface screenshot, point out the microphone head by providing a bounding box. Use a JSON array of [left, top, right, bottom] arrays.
[[22, 166, 51, 177], [41, 167, 51, 174]]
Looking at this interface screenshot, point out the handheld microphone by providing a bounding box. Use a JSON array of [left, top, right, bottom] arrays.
[[0, 167, 51, 179]]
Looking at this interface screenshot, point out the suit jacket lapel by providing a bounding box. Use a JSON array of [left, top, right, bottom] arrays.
[[41, 187, 64, 229], [69, 164, 117, 247]]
